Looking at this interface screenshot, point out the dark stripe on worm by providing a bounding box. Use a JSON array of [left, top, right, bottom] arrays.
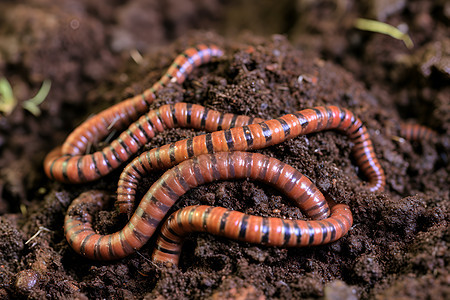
[[160, 181, 179, 201], [61, 157, 70, 182], [188, 206, 196, 225], [154, 244, 180, 255], [277, 118, 291, 138], [174, 166, 190, 191], [324, 220, 336, 241], [94, 236, 103, 260], [259, 122, 272, 143], [230, 114, 238, 128], [65, 152, 353, 263], [325, 107, 334, 129], [238, 215, 249, 239], [77, 158, 86, 182], [307, 223, 315, 245], [312, 108, 324, 130], [186, 138, 194, 157], [209, 153, 221, 180], [192, 157, 204, 184], [135, 207, 160, 227], [217, 112, 224, 131], [224, 130, 234, 150], [220, 210, 231, 234], [91, 154, 101, 178], [243, 126, 254, 147], [186, 103, 193, 124], [159, 230, 178, 244], [205, 134, 214, 153], [292, 112, 309, 129], [155, 148, 163, 168], [118, 138, 132, 156], [293, 221, 302, 245], [202, 206, 212, 229], [170, 105, 178, 126], [201, 108, 210, 128], [318, 222, 328, 243], [169, 143, 176, 163], [80, 233, 95, 255], [282, 219, 291, 245]]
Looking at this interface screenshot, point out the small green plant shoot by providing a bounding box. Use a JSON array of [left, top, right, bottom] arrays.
[[354, 18, 414, 49], [0, 78, 51, 117]]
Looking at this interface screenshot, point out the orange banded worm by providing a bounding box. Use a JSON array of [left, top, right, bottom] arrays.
[[44, 44, 223, 178], [64, 152, 352, 261], [116, 105, 385, 216], [152, 203, 352, 265], [44, 102, 263, 184], [400, 123, 437, 142]]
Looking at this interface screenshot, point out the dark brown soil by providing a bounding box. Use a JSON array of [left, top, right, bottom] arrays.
[[0, 1, 448, 299]]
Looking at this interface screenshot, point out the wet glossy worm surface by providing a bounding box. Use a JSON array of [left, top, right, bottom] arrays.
[[44, 45, 224, 183], [116, 105, 385, 216], [64, 152, 353, 262], [152, 203, 352, 265], [400, 123, 437, 141], [47, 45, 384, 263], [44, 102, 263, 185]]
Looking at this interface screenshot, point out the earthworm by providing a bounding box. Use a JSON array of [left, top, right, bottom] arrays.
[[400, 123, 437, 141], [44, 44, 223, 180], [152, 203, 352, 265], [116, 105, 385, 216], [64, 151, 352, 261], [44, 102, 262, 184]]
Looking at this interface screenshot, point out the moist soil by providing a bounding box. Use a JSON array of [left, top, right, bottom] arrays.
[[0, 1, 449, 299]]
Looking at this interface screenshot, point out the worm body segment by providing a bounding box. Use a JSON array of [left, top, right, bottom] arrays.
[[152, 203, 352, 265], [44, 102, 262, 185], [64, 152, 352, 261], [400, 123, 437, 141], [44, 44, 223, 181], [116, 105, 385, 216]]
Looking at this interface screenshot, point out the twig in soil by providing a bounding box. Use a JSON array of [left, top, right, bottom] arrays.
[[354, 18, 414, 49], [391, 135, 406, 143], [130, 49, 144, 65], [135, 250, 161, 270], [25, 226, 51, 245]]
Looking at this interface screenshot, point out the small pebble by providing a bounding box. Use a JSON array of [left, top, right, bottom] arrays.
[[15, 269, 39, 294]]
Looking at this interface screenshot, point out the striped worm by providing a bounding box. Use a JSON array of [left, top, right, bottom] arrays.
[[116, 105, 385, 216], [400, 123, 437, 141], [44, 45, 223, 181], [45, 102, 262, 184], [152, 203, 352, 265], [64, 152, 352, 261]]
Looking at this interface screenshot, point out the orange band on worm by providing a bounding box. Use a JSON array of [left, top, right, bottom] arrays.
[[64, 152, 352, 262]]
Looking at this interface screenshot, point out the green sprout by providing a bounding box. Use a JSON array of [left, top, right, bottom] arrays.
[[0, 77, 51, 117], [0, 77, 16, 115], [354, 18, 414, 49], [22, 79, 51, 116]]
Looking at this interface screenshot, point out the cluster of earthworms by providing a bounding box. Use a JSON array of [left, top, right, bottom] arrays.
[[44, 44, 402, 266]]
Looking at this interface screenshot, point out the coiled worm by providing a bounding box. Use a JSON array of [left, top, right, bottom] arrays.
[[64, 152, 352, 262]]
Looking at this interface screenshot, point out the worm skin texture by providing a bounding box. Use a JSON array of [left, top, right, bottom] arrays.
[[152, 203, 352, 265], [44, 45, 223, 182], [116, 105, 385, 216], [400, 123, 437, 142], [44, 102, 262, 185], [64, 152, 352, 261]]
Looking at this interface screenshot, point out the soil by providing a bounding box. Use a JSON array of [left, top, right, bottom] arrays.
[[0, 0, 448, 299]]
